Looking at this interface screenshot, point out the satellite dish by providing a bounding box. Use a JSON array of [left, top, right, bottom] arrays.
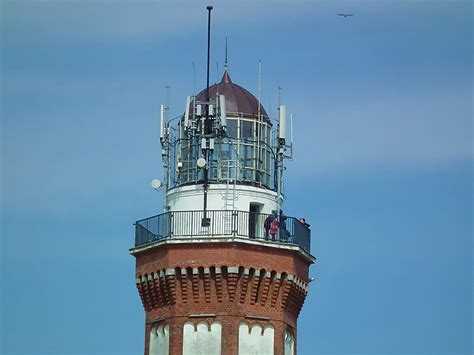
[[197, 158, 207, 168], [151, 179, 162, 190]]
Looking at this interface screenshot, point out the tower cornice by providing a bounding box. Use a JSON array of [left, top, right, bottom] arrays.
[[130, 236, 316, 265]]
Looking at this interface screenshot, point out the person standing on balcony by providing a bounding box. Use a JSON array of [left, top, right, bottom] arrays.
[[279, 211, 289, 241], [264, 213, 276, 240], [270, 218, 279, 240], [299, 217, 310, 229]]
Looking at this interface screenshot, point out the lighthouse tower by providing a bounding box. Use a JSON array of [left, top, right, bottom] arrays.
[[130, 8, 315, 355]]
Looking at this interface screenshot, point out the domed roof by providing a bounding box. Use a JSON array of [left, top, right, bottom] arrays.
[[195, 71, 269, 121]]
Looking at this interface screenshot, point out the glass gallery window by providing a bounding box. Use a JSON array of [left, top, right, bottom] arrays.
[[173, 115, 274, 189]]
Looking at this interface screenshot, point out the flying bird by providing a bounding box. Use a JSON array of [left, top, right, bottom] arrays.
[[338, 13, 354, 18]]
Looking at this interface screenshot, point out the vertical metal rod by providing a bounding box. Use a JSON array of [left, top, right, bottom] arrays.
[[165, 85, 170, 110], [257, 60, 262, 182], [276, 88, 283, 214], [162, 86, 171, 212], [202, 5, 213, 227], [206, 6, 212, 102], [258, 60, 261, 120], [224, 37, 228, 71], [276, 150, 282, 213], [192, 62, 196, 97]]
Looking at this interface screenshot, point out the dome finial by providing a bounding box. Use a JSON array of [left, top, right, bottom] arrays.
[[224, 37, 228, 71], [221, 70, 232, 83], [221, 37, 232, 83]]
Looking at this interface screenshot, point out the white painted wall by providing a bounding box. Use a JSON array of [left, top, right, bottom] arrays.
[[149, 324, 169, 355], [284, 331, 295, 355], [183, 321, 222, 355], [238, 323, 274, 355], [167, 184, 278, 214]]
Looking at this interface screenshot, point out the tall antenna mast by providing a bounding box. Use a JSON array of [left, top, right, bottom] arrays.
[[165, 85, 171, 111], [161, 85, 171, 212], [224, 37, 228, 71], [258, 60, 261, 120], [257, 60, 262, 183], [206, 6, 212, 102], [202, 5, 213, 227], [192, 62, 196, 97]]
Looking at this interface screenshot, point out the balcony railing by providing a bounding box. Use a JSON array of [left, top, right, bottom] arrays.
[[134, 210, 311, 254]]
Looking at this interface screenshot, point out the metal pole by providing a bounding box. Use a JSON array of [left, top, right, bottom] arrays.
[[224, 37, 228, 71], [258, 60, 261, 119], [162, 86, 171, 212], [206, 6, 212, 102], [202, 5, 213, 227], [276, 148, 282, 213], [257, 60, 262, 183]]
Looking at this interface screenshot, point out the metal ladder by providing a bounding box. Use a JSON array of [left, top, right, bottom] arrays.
[[221, 160, 238, 234]]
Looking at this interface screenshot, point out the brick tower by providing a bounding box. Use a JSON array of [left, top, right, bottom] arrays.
[[130, 7, 315, 354]]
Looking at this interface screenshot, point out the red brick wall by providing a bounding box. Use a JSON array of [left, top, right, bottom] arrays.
[[134, 240, 312, 354], [136, 242, 310, 281]]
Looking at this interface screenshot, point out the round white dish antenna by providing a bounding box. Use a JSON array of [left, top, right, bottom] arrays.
[[151, 179, 162, 190], [197, 158, 207, 168]]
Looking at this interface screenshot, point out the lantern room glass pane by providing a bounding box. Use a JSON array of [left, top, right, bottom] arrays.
[[175, 115, 274, 189], [241, 120, 253, 140], [240, 145, 254, 167], [209, 148, 219, 180], [227, 119, 237, 138]]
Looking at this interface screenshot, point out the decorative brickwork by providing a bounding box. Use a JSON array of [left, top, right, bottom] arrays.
[[133, 240, 313, 355], [136, 266, 308, 316]]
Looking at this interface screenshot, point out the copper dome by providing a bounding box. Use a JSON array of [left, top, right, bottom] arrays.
[[195, 70, 269, 121]]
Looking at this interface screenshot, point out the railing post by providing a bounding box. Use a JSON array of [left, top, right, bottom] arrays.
[[134, 223, 138, 246], [169, 212, 174, 238], [211, 210, 215, 236], [232, 210, 238, 236], [145, 219, 149, 244]]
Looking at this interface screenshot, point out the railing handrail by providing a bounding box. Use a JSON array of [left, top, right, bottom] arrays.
[[134, 209, 311, 253], [135, 213, 166, 223]]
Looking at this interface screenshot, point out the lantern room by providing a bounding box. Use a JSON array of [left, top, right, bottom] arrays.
[[167, 70, 277, 191]]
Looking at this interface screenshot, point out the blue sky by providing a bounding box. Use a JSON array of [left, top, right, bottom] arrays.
[[1, 1, 472, 354]]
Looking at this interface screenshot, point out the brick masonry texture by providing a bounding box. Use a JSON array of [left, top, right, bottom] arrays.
[[134, 241, 312, 355]]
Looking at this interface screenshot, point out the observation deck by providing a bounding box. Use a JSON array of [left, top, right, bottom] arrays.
[[133, 210, 311, 254]]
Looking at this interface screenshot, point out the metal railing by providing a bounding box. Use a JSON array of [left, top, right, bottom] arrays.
[[135, 210, 311, 253]]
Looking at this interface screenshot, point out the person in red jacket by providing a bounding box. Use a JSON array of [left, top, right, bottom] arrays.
[[269, 218, 279, 240]]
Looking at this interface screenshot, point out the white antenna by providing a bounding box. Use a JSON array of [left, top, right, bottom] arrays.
[[184, 96, 191, 128], [160, 104, 165, 138], [279, 105, 286, 140], [219, 94, 227, 128], [160, 86, 170, 139]]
